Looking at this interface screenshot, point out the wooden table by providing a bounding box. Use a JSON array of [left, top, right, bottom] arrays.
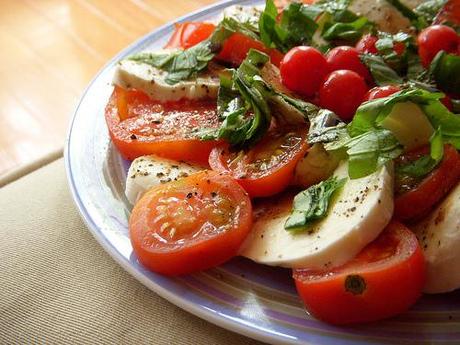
[[0, 0, 217, 177]]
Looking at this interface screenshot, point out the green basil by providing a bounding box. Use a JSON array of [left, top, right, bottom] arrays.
[[396, 127, 444, 178], [285, 176, 346, 231], [360, 54, 403, 86], [429, 51, 460, 95]]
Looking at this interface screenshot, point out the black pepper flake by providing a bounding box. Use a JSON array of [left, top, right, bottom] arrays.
[[186, 192, 193, 199], [156, 172, 165, 178], [130, 134, 137, 140], [211, 192, 217, 198]]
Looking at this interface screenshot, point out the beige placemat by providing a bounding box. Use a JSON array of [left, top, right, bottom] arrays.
[[0, 158, 265, 345]]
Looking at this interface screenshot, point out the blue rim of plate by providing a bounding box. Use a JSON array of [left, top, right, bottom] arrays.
[[64, 1, 460, 344]]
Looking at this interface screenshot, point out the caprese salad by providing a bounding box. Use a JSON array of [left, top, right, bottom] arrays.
[[105, 0, 460, 325]]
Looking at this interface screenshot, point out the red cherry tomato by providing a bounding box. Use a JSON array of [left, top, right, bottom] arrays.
[[209, 126, 309, 197], [356, 34, 378, 54], [280, 46, 329, 97], [394, 144, 460, 222], [326, 46, 372, 83], [293, 221, 425, 325], [364, 85, 401, 101], [165, 22, 215, 49], [319, 70, 368, 121], [417, 25, 459, 67], [129, 171, 253, 276], [356, 35, 406, 56]]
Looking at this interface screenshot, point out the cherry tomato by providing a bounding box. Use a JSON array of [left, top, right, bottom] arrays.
[[165, 22, 215, 49], [293, 221, 425, 325], [364, 85, 401, 101], [319, 70, 368, 121], [105, 87, 221, 165], [394, 144, 460, 222], [434, 0, 460, 27], [209, 126, 309, 197], [280, 46, 329, 97], [417, 25, 459, 67], [356, 35, 406, 56], [356, 34, 378, 54], [326, 46, 372, 82], [216, 32, 284, 67], [129, 170, 252, 276]]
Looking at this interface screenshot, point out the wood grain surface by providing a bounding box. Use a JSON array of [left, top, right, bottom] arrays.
[[0, 0, 217, 177]]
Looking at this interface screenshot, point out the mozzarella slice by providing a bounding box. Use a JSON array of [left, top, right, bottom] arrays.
[[349, 0, 423, 33], [412, 183, 460, 294], [125, 155, 205, 205], [113, 58, 220, 102], [239, 161, 394, 269]]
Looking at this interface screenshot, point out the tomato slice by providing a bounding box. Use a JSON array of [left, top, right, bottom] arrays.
[[164, 23, 283, 67], [165, 22, 216, 49], [293, 221, 425, 325], [209, 126, 309, 197], [216, 32, 284, 67], [105, 87, 221, 165], [129, 170, 252, 275], [394, 144, 460, 222]]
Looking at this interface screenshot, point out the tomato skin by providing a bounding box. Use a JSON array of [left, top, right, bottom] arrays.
[[326, 46, 372, 83], [356, 34, 379, 54], [106, 87, 220, 165], [293, 221, 425, 325], [129, 171, 252, 276], [216, 32, 283, 67], [417, 25, 459, 67], [319, 70, 368, 121], [280, 46, 329, 97], [165, 22, 216, 49], [356, 35, 405, 57], [434, 0, 460, 27], [364, 85, 401, 101], [209, 128, 309, 197], [395, 145, 460, 222]]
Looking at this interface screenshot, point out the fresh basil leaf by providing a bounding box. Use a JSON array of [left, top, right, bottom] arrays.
[[211, 49, 272, 147], [322, 16, 370, 42], [259, 0, 317, 53], [396, 127, 444, 177], [429, 51, 460, 95], [349, 87, 460, 149], [220, 16, 260, 41], [414, 0, 447, 27], [329, 129, 402, 179], [285, 176, 346, 231], [360, 54, 403, 86]]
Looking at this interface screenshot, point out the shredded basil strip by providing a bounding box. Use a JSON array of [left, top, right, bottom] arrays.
[[285, 176, 346, 232], [396, 127, 444, 178], [259, 0, 317, 53], [429, 51, 460, 95], [360, 54, 403, 86], [127, 15, 262, 85], [348, 87, 460, 149]]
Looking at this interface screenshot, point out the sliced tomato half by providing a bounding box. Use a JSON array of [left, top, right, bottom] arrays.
[[394, 144, 460, 222], [293, 221, 426, 325], [105, 87, 221, 165], [209, 126, 309, 197], [129, 170, 252, 276], [165, 22, 216, 49]]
